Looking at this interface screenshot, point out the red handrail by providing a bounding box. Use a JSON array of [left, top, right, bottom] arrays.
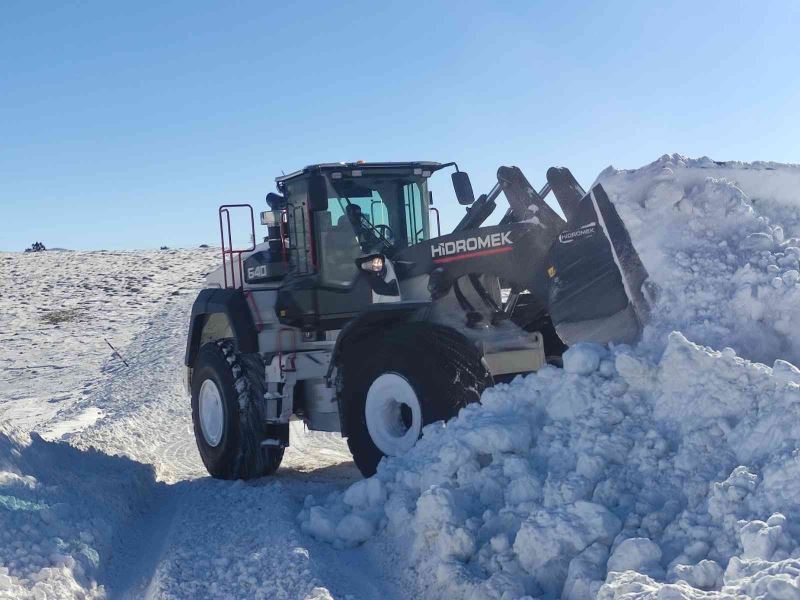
[[218, 204, 255, 289]]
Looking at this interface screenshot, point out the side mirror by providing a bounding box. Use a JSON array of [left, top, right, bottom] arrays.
[[356, 253, 399, 296], [452, 171, 475, 205], [308, 174, 329, 212]]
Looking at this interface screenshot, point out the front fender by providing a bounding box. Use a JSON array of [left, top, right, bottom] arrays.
[[325, 301, 432, 381]]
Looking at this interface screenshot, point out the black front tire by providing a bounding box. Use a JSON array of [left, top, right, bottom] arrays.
[[191, 340, 283, 479], [337, 323, 489, 477]]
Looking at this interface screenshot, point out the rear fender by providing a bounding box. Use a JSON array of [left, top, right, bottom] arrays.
[[185, 288, 259, 367]]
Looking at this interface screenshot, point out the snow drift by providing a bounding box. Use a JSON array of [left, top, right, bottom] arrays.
[[0, 424, 158, 598], [299, 155, 800, 599]]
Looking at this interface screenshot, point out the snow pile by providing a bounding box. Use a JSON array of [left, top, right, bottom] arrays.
[[301, 339, 800, 598], [0, 423, 158, 598], [299, 156, 800, 599], [596, 156, 800, 366]]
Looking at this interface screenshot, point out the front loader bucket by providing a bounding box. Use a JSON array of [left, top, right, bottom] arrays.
[[545, 183, 649, 345]]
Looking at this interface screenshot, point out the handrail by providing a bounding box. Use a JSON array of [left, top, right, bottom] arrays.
[[429, 207, 442, 237], [218, 204, 255, 288]]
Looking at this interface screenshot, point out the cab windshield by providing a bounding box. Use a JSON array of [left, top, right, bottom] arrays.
[[328, 176, 428, 251], [315, 174, 429, 286]]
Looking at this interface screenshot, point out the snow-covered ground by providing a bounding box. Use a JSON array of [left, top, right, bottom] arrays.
[[0, 248, 413, 599], [0, 249, 216, 435], [2, 155, 800, 599]]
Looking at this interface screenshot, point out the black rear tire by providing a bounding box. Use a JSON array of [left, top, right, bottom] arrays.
[[337, 323, 489, 477], [191, 340, 283, 479]]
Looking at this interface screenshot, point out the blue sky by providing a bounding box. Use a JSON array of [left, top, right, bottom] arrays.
[[1, 1, 799, 251]]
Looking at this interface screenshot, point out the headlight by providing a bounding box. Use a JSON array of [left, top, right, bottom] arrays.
[[369, 256, 384, 272], [357, 254, 386, 275]]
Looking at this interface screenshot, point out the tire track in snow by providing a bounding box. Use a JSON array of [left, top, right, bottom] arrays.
[[60, 267, 414, 599]]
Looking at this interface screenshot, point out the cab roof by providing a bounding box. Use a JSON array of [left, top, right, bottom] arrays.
[[274, 161, 445, 185]]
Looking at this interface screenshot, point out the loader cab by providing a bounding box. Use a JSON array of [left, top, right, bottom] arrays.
[[275, 162, 437, 328]]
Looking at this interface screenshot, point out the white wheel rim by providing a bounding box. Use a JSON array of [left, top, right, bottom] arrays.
[[365, 373, 422, 456], [199, 379, 224, 447]]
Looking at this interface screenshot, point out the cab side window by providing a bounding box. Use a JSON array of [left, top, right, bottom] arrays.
[[285, 180, 313, 275]]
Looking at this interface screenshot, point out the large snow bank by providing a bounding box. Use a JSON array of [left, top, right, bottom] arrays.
[[301, 338, 800, 598], [597, 156, 800, 366], [0, 423, 157, 598], [299, 156, 800, 599]]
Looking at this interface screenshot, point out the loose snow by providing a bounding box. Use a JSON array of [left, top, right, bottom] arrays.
[[299, 155, 800, 599]]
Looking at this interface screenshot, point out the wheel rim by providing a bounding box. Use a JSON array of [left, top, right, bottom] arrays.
[[365, 373, 422, 456], [198, 379, 224, 447]]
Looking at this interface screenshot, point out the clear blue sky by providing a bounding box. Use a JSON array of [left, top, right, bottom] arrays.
[[2, 1, 798, 251]]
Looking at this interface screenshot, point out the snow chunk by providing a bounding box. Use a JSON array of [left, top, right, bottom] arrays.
[[513, 501, 621, 595], [304, 587, 334, 600], [772, 359, 800, 385], [334, 513, 375, 546], [739, 514, 788, 561], [563, 343, 604, 375], [741, 232, 775, 251], [607, 538, 663, 577], [563, 543, 609, 600], [669, 559, 724, 590], [343, 477, 386, 508]]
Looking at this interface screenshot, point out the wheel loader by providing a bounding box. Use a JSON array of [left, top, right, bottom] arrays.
[[185, 161, 649, 478]]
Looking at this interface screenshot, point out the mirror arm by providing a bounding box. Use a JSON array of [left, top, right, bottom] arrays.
[[435, 161, 460, 173]]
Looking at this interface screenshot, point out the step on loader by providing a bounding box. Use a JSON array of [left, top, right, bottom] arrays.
[[185, 161, 649, 478]]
